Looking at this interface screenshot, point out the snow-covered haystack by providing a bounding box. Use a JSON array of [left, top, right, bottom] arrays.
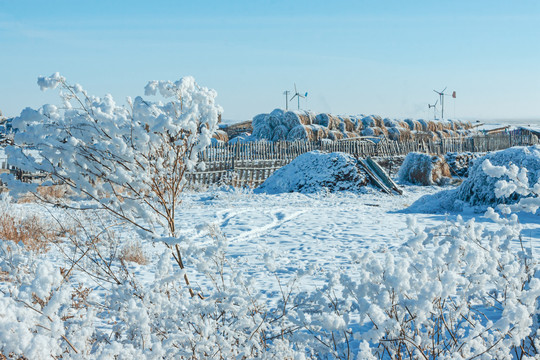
[[246, 109, 472, 143], [456, 145, 540, 206], [398, 152, 451, 186], [255, 151, 368, 194], [212, 129, 229, 143]]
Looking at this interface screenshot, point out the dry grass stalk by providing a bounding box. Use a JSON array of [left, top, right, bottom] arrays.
[[0, 213, 61, 252], [119, 242, 149, 265]]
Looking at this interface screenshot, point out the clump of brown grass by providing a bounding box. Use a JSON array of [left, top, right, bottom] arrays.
[[0, 212, 61, 253], [119, 242, 148, 265], [17, 185, 70, 204]]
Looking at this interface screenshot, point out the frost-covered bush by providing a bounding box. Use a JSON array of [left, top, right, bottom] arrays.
[[457, 145, 540, 207], [2, 73, 222, 296], [3, 73, 222, 238], [0, 221, 307, 359]]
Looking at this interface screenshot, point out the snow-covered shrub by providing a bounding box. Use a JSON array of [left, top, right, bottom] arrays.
[[289, 160, 540, 358], [3, 73, 221, 239], [457, 145, 540, 206], [0, 221, 306, 359], [398, 152, 451, 186], [2, 73, 222, 296], [255, 151, 368, 194]]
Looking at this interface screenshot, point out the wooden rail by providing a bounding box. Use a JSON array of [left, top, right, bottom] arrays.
[[188, 129, 538, 188]]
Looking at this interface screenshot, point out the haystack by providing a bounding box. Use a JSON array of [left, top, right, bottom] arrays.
[[405, 119, 422, 131], [287, 125, 309, 141], [314, 113, 340, 130], [212, 130, 229, 143], [371, 115, 384, 128], [341, 117, 356, 132], [267, 114, 282, 129], [328, 130, 344, 141], [252, 114, 267, 129], [247, 109, 474, 143], [282, 111, 302, 129], [271, 125, 289, 142], [398, 152, 452, 186], [255, 151, 369, 194], [361, 115, 376, 128], [297, 112, 313, 126], [252, 123, 273, 140], [309, 124, 327, 141]]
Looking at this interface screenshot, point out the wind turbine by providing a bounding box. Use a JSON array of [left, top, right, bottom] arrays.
[[433, 87, 447, 120], [433, 87, 457, 120], [283, 90, 290, 110], [428, 99, 438, 120], [290, 83, 308, 110]]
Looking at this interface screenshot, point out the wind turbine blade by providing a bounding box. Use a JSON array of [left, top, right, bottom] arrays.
[[294, 83, 297, 93], [290, 94, 298, 101], [435, 99, 438, 106], [442, 87, 447, 93], [433, 89, 439, 94]]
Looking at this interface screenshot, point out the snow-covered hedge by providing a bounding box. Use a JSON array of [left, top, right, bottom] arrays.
[[255, 151, 368, 194]]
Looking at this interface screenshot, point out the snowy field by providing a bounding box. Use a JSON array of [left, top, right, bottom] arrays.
[[2, 73, 539, 358], [174, 185, 540, 291]]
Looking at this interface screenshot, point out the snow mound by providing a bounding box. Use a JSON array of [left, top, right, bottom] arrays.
[[407, 145, 540, 213], [398, 152, 451, 186], [255, 151, 368, 194], [456, 145, 540, 206]]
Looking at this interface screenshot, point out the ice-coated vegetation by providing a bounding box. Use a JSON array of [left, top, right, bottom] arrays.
[[1, 76, 539, 359], [2, 72, 222, 238]]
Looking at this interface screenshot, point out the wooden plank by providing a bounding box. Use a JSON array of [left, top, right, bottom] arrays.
[[365, 157, 403, 195], [357, 159, 392, 194]]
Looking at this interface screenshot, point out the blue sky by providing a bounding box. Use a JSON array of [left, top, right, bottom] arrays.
[[1, 0, 539, 122]]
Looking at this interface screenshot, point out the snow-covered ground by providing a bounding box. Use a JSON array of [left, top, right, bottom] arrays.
[[10, 183, 540, 298]]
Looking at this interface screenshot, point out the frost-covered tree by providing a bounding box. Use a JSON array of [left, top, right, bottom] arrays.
[[2, 73, 222, 294]]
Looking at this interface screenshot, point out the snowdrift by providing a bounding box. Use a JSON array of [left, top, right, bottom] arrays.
[[255, 151, 368, 194], [397, 152, 451, 186]]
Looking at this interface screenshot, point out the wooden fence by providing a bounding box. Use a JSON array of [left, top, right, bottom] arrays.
[[188, 129, 538, 187]]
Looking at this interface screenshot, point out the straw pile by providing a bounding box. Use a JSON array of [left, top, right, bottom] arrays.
[[212, 130, 229, 143], [398, 152, 452, 186], [240, 109, 473, 143]]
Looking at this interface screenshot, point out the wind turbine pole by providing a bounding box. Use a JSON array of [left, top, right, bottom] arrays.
[[283, 90, 290, 110], [441, 93, 444, 120], [297, 96, 300, 110]]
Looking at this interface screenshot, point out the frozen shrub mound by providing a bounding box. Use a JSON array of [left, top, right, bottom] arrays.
[[407, 145, 540, 213], [397, 152, 451, 186], [255, 151, 368, 194], [457, 145, 540, 206]]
